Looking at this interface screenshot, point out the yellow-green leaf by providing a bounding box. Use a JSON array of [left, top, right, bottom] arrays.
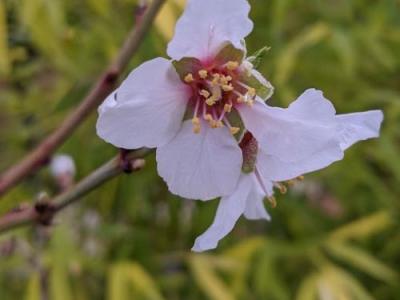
[[325, 242, 398, 283], [188, 255, 235, 300]]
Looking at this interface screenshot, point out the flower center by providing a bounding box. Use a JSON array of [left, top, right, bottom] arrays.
[[183, 60, 256, 135]]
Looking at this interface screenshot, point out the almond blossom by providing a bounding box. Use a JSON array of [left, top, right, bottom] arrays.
[[192, 89, 383, 252], [96, 0, 274, 200]]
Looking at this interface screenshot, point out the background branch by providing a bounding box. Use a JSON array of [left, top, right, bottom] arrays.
[[0, 149, 152, 234], [0, 0, 166, 197]]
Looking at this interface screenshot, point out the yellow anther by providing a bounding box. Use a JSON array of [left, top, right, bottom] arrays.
[[204, 114, 213, 122], [199, 89, 210, 98], [192, 117, 200, 126], [219, 75, 232, 85], [226, 61, 239, 70], [210, 120, 218, 128], [198, 69, 208, 79], [247, 87, 256, 97], [237, 96, 245, 103], [224, 104, 232, 113], [211, 73, 221, 85], [277, 184, 287, 194], [193, 124, 201, 134], [222, 84, 234, 92], [206, 98, 216, 106], [216, 120, 224, 128], [230, 127, 240, 135], [184, 73, 194, 83], [246, 99, 254, 107], [267, 196, 277, 208], [297, 175, 305, 181]]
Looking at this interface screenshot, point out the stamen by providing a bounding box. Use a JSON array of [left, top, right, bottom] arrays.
[[230, 127, 240, 135], [224, 103, 232, 113], [222, 84, 234, 92], [206, 97, 216, 106], [233, 90, 245, 103], [191, 98, 201, 134], [211, 73, 221, 86], [216, 120, 224, 128], [184, 73, 194, 83], [238, 81, 256, 97], [267, 196, 277, 208], [192, 117, 201, 134], [223, 117, 240, 135], [198, 69, 208, 79], [274, 183, 287, 194], [199, 89, 210, 98], [226, 61, 239, 71], [204, 114, 213, 122], [255, 168, 277, 208], [247, 87, 256, 97]]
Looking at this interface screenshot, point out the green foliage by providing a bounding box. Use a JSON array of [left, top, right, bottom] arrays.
[[0, 0, 400, 299]]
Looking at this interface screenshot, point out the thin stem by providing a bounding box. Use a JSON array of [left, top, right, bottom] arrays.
[[0, 0, 166, 197], [0, 149, 152, 234]]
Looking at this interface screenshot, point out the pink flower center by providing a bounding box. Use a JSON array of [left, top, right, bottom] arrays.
[[183, 60, 255, 135]]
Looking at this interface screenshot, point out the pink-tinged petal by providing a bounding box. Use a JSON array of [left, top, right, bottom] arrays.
[[336, 110, 383, 150], [243, 174, 271, 220], [167, 0, 253, 60], [256, 145, 343, 182], [287, 89, 336, 121], [96, 58, 189, 149], [239, 97, 339, 163], [156, 120, 242, 201], [98, 90, 117, 115], [192, 174, 252, 252]]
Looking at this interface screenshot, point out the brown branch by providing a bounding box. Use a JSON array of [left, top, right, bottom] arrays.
[[0, 149, 152, 234], [0, 0, 166, 197]]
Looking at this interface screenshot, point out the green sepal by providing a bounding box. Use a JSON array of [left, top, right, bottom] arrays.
[[247, 46, 270, 69], [215, 43, 245, 65], [240, 72, 274, 100], [172, 57, 203, 81]]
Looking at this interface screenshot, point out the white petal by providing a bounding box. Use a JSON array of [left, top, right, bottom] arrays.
[[156, 120, 242, 201], [98, 90, 117, 115], [191, 174, 253, 252], [243, 174, 271, 220], [287, 88, 336, 121], [167, 0, 253, 60], [256, 145, 343, 182], [96, 58, 189, 149], [336, 110, 383, 150], [239, 97, 339, 163]]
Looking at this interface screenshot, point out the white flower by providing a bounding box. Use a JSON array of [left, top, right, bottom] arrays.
[[192, 89, 383, 252], [96, 0, 274, 200], [50, 154, 76, 191], [50, 154, 76, 178]]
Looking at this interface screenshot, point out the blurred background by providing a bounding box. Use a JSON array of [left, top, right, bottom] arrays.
[[0, 0, 399, 299]]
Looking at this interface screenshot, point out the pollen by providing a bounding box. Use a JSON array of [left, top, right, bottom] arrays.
[[184, 73, 194, 83], [192, 117, 200, 126], [206, 98, 216, 106], [198, 69, 208, 79], [199, 89, 210, 98], [224, 104, 232, 112], [204, 114, 213, 122], [246, 100, 254, 107], [216, 120, 224, 128], [247, 87, 256, 97], [230, 127, 240, 135], [222, 84, 234, 92], [267, 196, 277, 208], [226, 61, 239, 71], [237, 96, 245, 103]]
